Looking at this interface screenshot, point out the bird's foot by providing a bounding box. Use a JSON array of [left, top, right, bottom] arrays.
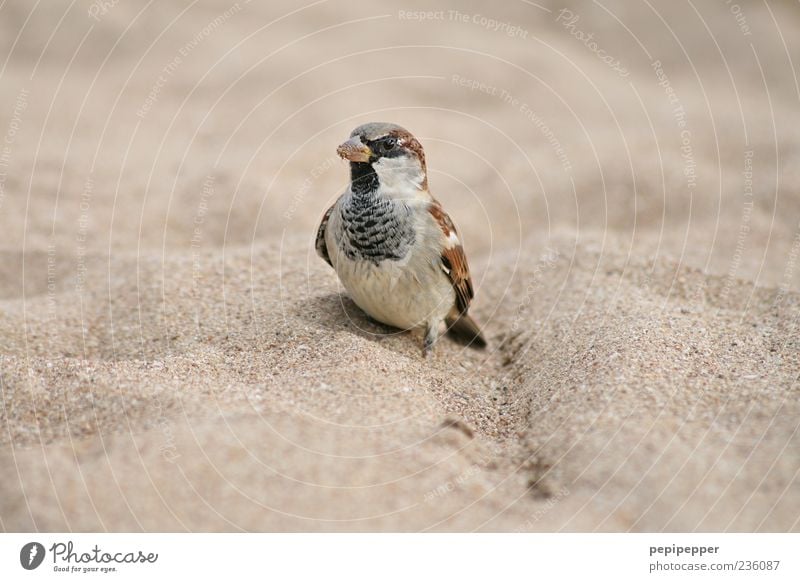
[[422, 324, 439, 357]]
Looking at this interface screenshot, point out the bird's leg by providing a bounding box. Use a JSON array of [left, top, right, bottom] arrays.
[[422, 322, 440, 357]]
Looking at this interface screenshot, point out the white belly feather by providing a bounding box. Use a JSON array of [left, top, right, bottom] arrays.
[[325, 201, 454, 331]]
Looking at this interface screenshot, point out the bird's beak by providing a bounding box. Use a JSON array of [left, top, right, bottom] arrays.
[[337, 136, 372, 163]]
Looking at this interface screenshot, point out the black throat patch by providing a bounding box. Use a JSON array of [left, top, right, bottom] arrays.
[[339, 165, 415, 264], [349, 161, 379, 196]]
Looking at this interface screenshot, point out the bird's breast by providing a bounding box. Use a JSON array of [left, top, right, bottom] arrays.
[[335, 195, 416, 264], [325, 194, 453, 329]]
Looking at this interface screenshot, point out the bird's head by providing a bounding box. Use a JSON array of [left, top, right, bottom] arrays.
[[337, 122, 428, 193]]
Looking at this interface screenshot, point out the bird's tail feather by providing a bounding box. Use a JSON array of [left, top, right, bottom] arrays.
[[445, 313, 487, 349]]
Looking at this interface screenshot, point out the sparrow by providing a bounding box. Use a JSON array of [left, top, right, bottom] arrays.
[[315, 122, 486, 355]]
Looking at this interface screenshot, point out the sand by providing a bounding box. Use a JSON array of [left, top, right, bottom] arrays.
[[1, 0, 799, 531]]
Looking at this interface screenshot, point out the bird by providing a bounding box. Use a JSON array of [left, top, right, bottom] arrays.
[[315, 122, 486, 355]]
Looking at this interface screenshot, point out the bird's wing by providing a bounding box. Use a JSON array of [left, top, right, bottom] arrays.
[[428, 200, 475, 315], [315, 203, 335, 267]]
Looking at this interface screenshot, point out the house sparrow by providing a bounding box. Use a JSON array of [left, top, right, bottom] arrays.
[[316, 122, 486, 355]]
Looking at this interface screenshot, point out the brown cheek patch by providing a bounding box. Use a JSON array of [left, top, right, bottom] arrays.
[[389, 129, 428, 190]]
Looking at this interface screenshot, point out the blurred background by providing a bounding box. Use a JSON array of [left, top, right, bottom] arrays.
[[1, 0, 798, 292]]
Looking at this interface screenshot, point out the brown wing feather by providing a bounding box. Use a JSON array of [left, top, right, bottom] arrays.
[[315, 204, 335, 267], [428, 201, 474, 315]]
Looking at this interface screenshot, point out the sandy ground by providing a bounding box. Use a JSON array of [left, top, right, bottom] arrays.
[[1, 0, 799, 531]]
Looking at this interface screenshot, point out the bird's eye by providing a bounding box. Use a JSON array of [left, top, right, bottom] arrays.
[[381, 137, 397, 152]]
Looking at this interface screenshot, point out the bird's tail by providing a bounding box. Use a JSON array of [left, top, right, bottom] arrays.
[[445, 313, 487, 349]]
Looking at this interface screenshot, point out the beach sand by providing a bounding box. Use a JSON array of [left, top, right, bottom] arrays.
[[1, 0, 798, 531]]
